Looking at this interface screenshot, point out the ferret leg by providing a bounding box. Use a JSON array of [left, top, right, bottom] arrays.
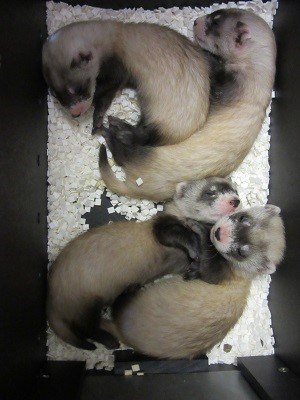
[[102, 119, 149, 166], [153, 215, 202, 262], [102, 126, 133, 166], [55, 319, 97, 350], [89, 328, 120, 350], [69, 320, 98, 350], [92, 55, 131, 134], [107, 116, 160, 146], [67, 333, 97, 351], [107, 116, 136, 145], [183, 261, 203, 281], [185, 218, 205, 235], [70, 300, 120, 350]]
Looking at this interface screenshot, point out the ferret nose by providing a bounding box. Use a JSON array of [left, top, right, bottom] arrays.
[[230, 199, 240, 208], [215, 227, 221, 241], [194, 19, 198, 26]]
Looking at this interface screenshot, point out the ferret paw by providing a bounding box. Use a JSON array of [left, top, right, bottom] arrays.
[[92, 124, 104, 135], [183, 261, 202, 281], [92, 112, 105, 135], [108, 115, 131, 130]]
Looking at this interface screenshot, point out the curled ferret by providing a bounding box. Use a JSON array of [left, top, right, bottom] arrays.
[[102, 205, 285, 359], [42, 19, 209, 144], [99, 9, 276, 201], [47, 177, 240, 350]]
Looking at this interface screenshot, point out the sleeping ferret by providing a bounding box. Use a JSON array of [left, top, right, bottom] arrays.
[[99, 9, 276, 201], [42, 19, 209, 144], [47, 177, 240, 350], [102, 204, 285, 359]]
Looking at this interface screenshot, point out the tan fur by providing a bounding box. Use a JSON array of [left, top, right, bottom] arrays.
[[43, 20, 209, 144], [47, 220, 186, 340], [102, 275, 250, 359], [117, 23, 209, 144], [100, 10, 276, 201], [47, 177, 239, 348], [102, 205, 285, 359]]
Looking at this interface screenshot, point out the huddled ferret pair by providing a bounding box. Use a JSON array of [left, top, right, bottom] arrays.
[[47, 177, 241, 350], [98, 9, 276, 200], [43, 9, 276, 201], [102, 204, 285, 359]]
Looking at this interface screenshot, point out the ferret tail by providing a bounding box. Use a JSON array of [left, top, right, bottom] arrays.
[[99, 145, 132, 197]]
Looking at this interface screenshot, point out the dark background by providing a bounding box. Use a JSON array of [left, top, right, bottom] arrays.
[[0, 1, 299, 399]]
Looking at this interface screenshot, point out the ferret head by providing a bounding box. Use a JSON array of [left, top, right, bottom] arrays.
[[173, 177, 241, 223], [42, 26, 98, 117], [211, 205, 286, 276], [193, 9, 275, 62]]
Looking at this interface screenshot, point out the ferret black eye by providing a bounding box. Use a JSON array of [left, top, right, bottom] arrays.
[[76, 80, 90, 96], [205, 190, 216, 197], [239, 215, 247, 223]]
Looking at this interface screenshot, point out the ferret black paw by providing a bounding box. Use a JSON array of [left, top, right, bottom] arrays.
[[90, 329, 120, 350], [108, 115, 131, 130], [183, 261, 202, 281], [92, 112, 105, 135], [79, 340, 98, 351], [92, 125, 104, 135], [107, 117, 135, 146]]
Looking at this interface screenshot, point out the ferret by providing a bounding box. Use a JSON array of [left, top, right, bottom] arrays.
[[42, 20, 209, 145], [47, 177, 240, 350], [102, 205, 285, 359], [99, 9, 277, 201]]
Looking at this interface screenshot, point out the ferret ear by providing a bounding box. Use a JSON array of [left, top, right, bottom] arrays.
[[264, 204, 281, 216], [70, 51, 93, 69], [234, 21, 251, 48], [226, 175, 238, 191], [175, 181, 190, 199]]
